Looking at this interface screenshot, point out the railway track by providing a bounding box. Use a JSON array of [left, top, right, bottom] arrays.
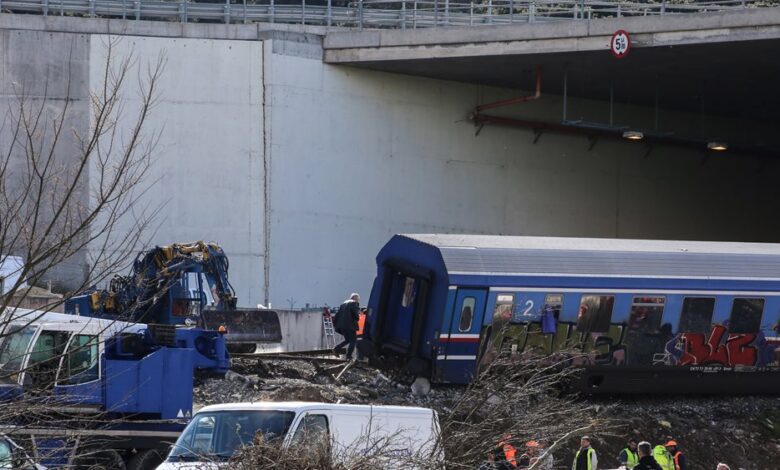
[[231, 349, 362, 365], [231, 349, 376, 382]]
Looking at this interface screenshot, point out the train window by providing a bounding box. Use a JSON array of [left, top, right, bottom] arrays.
[[678, 297, 715, 333], [459, 297, 476, 332], [628, 297, 665, 333], [401, 277, 415, 307], [729, 298, 764, 334], [577, 295, 614, 333], [544, 294, 563, 321], [493, 294, 514, 321]]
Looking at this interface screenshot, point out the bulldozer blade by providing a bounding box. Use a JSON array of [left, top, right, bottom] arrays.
[[201, 308, 283, 344]]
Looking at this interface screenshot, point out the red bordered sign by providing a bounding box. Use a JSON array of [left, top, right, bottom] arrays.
[[610, 30, 631, 59]]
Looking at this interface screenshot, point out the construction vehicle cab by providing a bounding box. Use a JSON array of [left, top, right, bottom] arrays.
[[0, 310, 140, 403], [0, 308, 229, 469], [0, 309, 228, 416]]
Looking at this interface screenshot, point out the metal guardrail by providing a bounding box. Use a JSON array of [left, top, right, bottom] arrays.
[[0, 0, 771, 29]]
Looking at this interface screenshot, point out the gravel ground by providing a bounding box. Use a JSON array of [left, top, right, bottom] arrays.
[[194, 357, 780, 470]]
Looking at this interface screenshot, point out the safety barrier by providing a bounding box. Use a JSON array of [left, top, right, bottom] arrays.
[[0, 0, 767, 29]]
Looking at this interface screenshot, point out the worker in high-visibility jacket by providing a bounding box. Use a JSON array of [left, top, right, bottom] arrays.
[[652, 443, 675, 470], [664, 440, 687, 470], [618, 438, 639, 469], [572, 436, 598, 470]]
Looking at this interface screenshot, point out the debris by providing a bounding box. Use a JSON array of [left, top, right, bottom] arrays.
[[486, 393, 502, 406], [334, 361, 355, 382], [411, 377, 431, 397], [225, 370, 251, 384]]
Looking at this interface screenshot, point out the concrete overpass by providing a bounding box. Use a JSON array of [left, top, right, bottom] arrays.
[[324, 8, 780, 125]]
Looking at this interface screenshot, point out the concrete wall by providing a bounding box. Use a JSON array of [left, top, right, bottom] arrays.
[[87, 35, 266, 305], [0, 29, 91, 287], [264, 50, 780, 307], [255, 309, 337, 353]]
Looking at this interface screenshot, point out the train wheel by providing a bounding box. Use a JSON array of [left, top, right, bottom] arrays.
[[72, 448, 125, 470], [127, 449, 166, 470]]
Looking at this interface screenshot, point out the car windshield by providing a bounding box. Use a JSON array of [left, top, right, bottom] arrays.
[[168, 410, 295, 461], [0, 325, 37, 385]]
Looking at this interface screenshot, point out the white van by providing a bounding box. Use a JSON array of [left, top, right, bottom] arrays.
[[156, 401, 442, 469]]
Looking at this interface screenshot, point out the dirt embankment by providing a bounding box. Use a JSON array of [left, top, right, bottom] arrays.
[[591, 396, 780, 470], [195, 357, 780, 470]]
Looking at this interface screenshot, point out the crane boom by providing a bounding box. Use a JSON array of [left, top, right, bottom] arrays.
[[65, 241, 282, 352]]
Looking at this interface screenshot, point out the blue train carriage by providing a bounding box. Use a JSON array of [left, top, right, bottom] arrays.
[[359, 234, 780, 393]]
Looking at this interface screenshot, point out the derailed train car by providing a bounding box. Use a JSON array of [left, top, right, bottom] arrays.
[[358, 234, 780, 393]]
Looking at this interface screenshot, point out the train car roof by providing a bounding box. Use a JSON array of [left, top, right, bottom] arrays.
[[384, 234, 780, 281]]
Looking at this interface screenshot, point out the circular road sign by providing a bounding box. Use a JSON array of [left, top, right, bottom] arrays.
[[610, 30, 631, 59]]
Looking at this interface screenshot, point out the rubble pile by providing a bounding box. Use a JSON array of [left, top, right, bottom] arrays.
[[195, 357, 461, 410], [195, 357, 780, 470]]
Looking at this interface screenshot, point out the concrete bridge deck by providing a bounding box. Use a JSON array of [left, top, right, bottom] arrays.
[[324, 7, 780, 121], [325, 7, 780, 60]]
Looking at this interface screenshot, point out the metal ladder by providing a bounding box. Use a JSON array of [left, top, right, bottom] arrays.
[[322, 309, 336, 349]]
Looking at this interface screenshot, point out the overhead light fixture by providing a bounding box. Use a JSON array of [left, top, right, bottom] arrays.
[[707, 141, 728, 151], [622, 130, 644, 140]]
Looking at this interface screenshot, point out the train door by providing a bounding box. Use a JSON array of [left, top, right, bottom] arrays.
[[370, 263, 431, 369], [437, 288, 487, 383]]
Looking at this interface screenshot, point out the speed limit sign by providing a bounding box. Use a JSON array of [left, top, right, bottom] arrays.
[[610, 30, 631, 59]]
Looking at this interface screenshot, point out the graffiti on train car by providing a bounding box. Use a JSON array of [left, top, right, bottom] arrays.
[[480, 318, 630, 368], [662, 325, 777, 368], [483, 317, 779, 370]]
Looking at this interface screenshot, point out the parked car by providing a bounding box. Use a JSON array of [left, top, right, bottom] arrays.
[[156, 401, 442, 469]]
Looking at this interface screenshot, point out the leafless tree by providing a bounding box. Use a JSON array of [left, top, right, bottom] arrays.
[[226, 425, 441, 470], [0, 35, 163, 318], [435, 349, 618, 469], [0, 35, 165, 468]]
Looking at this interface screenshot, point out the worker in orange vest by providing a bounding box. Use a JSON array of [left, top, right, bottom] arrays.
[[357, 308, 367, 336], [498, 434, 517, 467]]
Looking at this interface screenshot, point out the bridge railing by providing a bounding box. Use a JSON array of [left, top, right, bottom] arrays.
[[0, 0, 764, 29]]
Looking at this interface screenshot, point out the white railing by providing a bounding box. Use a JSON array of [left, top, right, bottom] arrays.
[[0, 0, 769, 29]]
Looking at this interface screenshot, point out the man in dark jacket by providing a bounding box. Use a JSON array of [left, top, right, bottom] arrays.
[[572, 436, 597, 470], [634, 442, 662, 470], [333, 293, 360, 360]]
